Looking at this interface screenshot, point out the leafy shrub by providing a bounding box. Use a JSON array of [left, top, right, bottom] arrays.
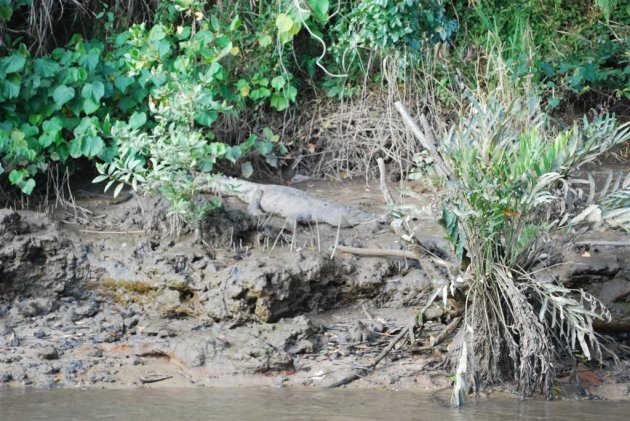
[[455, 0, 630, 107], [406, 87, 630, 402]]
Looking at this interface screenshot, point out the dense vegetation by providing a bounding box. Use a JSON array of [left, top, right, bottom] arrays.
[[1, 0, 629, 404]]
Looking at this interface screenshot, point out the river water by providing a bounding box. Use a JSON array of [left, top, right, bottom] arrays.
[[0, 387, 627, 420]]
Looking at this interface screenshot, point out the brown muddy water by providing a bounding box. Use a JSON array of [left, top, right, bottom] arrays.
[[0, 387, 628, 420]]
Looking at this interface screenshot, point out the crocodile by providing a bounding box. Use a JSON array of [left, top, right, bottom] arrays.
[[200, 176, 380, 228]]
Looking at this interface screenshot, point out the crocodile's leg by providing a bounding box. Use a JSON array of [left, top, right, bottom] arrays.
[[246, 187, 265, 217], [194, 219, 210, 246]]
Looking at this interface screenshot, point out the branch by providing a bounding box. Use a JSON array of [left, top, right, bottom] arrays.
[[394, 102, 451, 178]]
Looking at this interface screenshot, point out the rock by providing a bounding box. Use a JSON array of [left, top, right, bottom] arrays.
[[38, 363, 60, 375], [0, 322, 19, 347], [38, 345, 59, 360], [63, 360, 86, 377], [124, 316, 139, 329], [17, 298, 58, 317], [0, 210, 26, 236], [70, 300, 100, 321], [203, 254, 346, 323], [0, 372, 13, 383], [154, 289, 182, 318], [87, 348, 103, 358], [10, 367, 27, 381]]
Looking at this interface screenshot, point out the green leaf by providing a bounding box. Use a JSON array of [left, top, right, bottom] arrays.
[[270, 94, 289, 111], [258, 35, 273, 47], [43, 117, 63, 134], [129, 111, 147, 129], [114, 75, 134, 93], [241, 161, 253, 178], [307, 0, 329, 22], [149, 25, 167, 42], [39, 134, 55, 148], [82, 135, 104, 158], [275, 14, 294, 33], [9, 169, 24, 185], [81, 81, 105, 102], [84, 48, 100, 71], [65, 67, 88, 83], [208, 142, 227, 158], [225, 146, 242, 164], [113, 182, 125, 198], [68, 138, 82, 158], [255, 141, 273, 155], [2, 78, 21, 99], [286, 85, 298, 102], [194, 110, 218, 127], [68, 134, 103, 159], [21, 178, 36, 195], [3, 54, 26, 74], [33, 58, 60, 77], [82, 98, 100, 115], [93, 174, 108, 184], [271, 76, 286, 90], [52, 85, 75, 108], [0, 5, 13, 22]]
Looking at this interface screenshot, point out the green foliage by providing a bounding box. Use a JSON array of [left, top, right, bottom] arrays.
[[431, 88, 629, 399], [323, 0, 457, 97], [90, 3, 288, 223], [0, 37, 133, 194], [1, 0, 457, 198], [456, 0, 630, 107]]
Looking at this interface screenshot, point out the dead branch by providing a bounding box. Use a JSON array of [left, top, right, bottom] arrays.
[[376, 157, 395, 206], [394, 102, 451, 178], [412, 316, 462, 352], [575, 240, 630, 247], [336, 245, 415, 259]]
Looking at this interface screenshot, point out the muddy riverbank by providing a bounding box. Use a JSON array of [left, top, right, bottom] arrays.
[[1, 180, 629, 400]]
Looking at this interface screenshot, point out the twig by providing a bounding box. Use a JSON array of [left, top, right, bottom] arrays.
[[575, 240, 630, 247], [80, 229, 146, 234], [394, 102, 451, 178], [336, 245, 451, 269], [337, 245, 415, 259], [376, 157, 395, 206], [330, 214, 342, 259], [139, 375, 173, 384], [413, 316, 462, 352]]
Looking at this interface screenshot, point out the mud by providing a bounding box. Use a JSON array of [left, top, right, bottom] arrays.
[[0, 181, 629, 400]]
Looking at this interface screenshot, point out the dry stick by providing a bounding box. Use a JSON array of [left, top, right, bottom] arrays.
[[394, 101, 451, 178], [413, 316, 462, 352], [337, 245, 415, 259], [330, 213, 342, 259], [325, 290, 440, 389], [80, 229, 146, 235], [336, 244, 451, 269], [376, 157, 395, 206], [575, 240, 630, 247]]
